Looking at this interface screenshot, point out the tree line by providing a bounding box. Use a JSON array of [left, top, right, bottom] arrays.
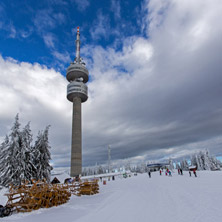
[[0, 114, 52, 187]]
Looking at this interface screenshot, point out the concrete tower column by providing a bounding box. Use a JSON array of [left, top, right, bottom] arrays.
[[71, 97, 82, 177], [66, 27, 89, 178]]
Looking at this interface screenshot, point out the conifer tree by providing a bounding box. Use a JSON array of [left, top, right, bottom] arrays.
[[0, 114, 22, 186], [0, 115, 53, 187], [0, 135, 10, 186], [33, 126, 52, 182], [21, 122, 36, 182]]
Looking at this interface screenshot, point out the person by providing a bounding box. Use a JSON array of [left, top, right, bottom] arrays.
[[159, 169, 162, 175], [189, 171, 192, 177], [180, 169, 183, 175], [148, 171, 151, 178], [165, 171, 168, 176], [169, 171, 172, 176], [75, 175, 80, 182], [193, 170, 197, 177]]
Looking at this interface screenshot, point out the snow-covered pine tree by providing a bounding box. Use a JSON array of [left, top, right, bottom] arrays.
[[191, 154, 200, 169], [180, 160, 189, 170], [21, 122, 36, 182], [9, 114, 27, 185], [0, 135, 10, 186], [202, 150, 211, 170], [196, 152, 204, 170], [32, 126, 52, 182], [169, 158, 174, 170], [0, 114, 23, 186], [176, 162, 180, 169], [208, 155, 221, 170]]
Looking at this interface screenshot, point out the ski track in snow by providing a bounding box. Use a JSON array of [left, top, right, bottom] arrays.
[[1, 171, 222, 222]]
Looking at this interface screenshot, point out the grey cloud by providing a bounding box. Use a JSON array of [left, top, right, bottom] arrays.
[[79, 0, 222, 166]]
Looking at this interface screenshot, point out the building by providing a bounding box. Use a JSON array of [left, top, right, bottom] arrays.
[[66, 27, 89, 177]]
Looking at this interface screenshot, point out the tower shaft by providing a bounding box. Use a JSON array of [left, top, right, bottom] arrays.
[[66, 27, 88, 178], [71, 96, 82, 177]]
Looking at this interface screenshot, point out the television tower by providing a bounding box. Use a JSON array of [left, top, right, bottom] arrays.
[[66, 27, 88, 177]]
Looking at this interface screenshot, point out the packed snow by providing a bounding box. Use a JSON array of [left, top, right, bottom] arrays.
[[1, 171, 222, 222]]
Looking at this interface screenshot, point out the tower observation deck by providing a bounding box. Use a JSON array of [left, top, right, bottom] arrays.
[[66, 27, 88, 177]]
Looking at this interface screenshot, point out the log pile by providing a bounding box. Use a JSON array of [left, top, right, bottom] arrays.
[[5, 180, 71, 213], [68, 179, 99, 196], [4, 179, 99, 213], [79, 180, 99, 195]]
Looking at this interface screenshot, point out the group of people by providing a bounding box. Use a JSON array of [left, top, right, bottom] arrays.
[[147, 168, 197, 178], [148, 168, 172, 178], [162, 168, 172, 176]]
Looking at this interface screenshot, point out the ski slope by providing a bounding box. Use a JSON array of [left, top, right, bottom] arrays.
[[2, 171, 222, 222]]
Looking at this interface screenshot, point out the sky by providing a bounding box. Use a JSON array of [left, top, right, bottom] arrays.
[[0, 0, 222, 169]]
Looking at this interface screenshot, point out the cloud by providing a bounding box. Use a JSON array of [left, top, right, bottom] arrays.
[[43, 33, 56, 49], [34, 9, 65, 33], [0, 5, 17, 39], [33, 9, 69, 66], [0, 55, 71, 168], [72, 0, 90, 12], [111, 0, 121, 20], [81, 0, 222, 165], [52, 51, 71, 63], [90, 11, 111, 41]]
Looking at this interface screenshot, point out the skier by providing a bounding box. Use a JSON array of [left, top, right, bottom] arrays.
[[169, 171, 172, 176], [180, 169, 183, 175], [189, 171, 192, 177], [159, 169, 162, 175], [148, 171, 151, 178], [193, 170, 197, 177]]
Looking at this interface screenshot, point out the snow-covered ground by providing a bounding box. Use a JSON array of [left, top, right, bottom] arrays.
[[1, 171, 222, 222]]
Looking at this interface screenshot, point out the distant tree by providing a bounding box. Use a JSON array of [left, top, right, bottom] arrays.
[[176, 163, 180, 169], [210, 156, 221, 170], [202, 151, 211, 170], [169, 158, 174, 170], [180, 160, 189, 170], [190, 150, 221, 171], [191, 154, 201, 170], [98, 165, 104, 174]]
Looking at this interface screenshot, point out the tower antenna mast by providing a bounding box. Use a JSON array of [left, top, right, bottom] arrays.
[[108, 145, 111, 173]]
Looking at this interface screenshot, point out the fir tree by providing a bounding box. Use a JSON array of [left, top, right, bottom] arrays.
[[0, 115, 53, 187], [33, 126, 52, 182], [0, 114, 22, 186], [21, 122, 36, 182], [0, 135, 10, 186]]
